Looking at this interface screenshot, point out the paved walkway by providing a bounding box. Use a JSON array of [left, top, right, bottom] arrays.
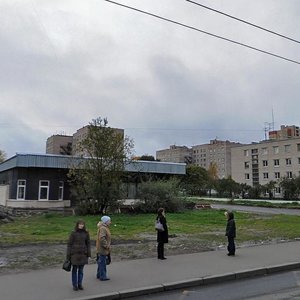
[[1, 241, 300, 300]]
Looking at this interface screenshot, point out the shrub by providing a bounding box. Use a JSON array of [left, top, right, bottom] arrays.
[[135, 179, 183, 213]]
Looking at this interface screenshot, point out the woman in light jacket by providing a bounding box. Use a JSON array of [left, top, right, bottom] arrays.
[[96, 215, 111, 281], [66, 219, 91, 291]]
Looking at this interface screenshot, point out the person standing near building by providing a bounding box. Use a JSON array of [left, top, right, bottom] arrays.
[[96, 215, 112, 281], [156, 208, 169, 260], [225, 211, 236, 256], [66, 219, 91, 291]]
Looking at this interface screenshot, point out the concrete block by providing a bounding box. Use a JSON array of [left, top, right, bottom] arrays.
[[267, 262, 300, 274], [67, 292, 120, 300], [119, 285, 164, 299], [235, 267, 267, 279], [163, 278, 203, 291], [202, 273, 236, 285]]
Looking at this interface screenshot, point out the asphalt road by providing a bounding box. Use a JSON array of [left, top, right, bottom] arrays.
[[211, 203, 300, 215], [132, 270, 300, 300]]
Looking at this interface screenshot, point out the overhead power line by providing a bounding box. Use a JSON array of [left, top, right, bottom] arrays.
[[186, 0, 300, 45], [103, 0, 300, 65]]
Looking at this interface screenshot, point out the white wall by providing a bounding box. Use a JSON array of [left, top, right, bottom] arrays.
[[0, 185, 9, 206]]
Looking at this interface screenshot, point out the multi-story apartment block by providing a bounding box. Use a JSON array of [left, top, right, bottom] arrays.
[[192, 139, 241, 179], [269, 125, 300, 140], [156, 145, 192, 164], [231, 137, 300, 197], [46, 135, 73, 155], [72, 126, 124, 156], [46, 126, 124, 157]]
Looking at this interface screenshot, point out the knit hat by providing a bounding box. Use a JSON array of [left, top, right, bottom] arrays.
[[101, 216, 111, 224]]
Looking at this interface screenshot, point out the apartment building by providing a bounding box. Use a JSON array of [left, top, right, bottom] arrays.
[[46, 135, 73, 155], [46, 126, 124, 157], [192, 139, 241, 179], [231, 137, 300, 196], [72, 126, 124, 156], [269, 125, 300, 140], [156, 145, 192, 164]]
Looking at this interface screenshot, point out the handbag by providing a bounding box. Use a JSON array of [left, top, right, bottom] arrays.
[[155, 220, 164, 232], [106, 254, 111, 265], [62, 260, 72, 272]]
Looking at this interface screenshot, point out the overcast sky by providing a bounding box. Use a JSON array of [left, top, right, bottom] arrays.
[[1, 0, 300, 159]]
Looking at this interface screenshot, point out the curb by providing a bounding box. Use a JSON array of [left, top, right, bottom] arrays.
[[71, 262, 300, 300]]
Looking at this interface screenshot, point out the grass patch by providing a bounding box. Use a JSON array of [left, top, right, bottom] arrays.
[[1, 210, 300, 246]]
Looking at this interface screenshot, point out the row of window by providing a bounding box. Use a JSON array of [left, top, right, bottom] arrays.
[[245, 171, 296, 180], [244, 144, 300, 157], [193, 148, 226, 154], [17, 180, 64, 200], [244, 158, 300, 169]]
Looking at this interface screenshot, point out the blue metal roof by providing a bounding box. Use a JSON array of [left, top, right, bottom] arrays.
[[0, 153, 186, 175]]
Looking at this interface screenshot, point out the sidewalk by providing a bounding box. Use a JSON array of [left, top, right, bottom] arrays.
[[1, 241, 300, 300]]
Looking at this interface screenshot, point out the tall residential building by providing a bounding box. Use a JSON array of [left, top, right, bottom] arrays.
[[192, 139, 241, 179], [72, 126, 124, 156], [46, 135, 73, 155], [231, 137, 300, 197], [269, 125, 300, 140], [46, 125, 124, 157], [156, 145, 192, 164]]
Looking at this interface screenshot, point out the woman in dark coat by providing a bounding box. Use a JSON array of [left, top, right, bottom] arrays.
[[225, 211, 236, 256], [67, 219, 91, 291], [156, 208, 169, 260]]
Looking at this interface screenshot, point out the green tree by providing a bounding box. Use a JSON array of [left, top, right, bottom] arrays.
[[68, 117, 134, 214], [137, 155, 156, 161], [238, 183, 251, 199], [180, 165, 209, 196], [207, 162, 218, 196], [280, 177, 298, 200], [248, 184, 263, 199], [215, 177, 239, 198], [262, 180, 277, 199]]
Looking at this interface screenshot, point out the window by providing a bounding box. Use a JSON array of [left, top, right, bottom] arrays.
[[297, 144, 300, 152], [298, 157, 300, 164], [17, 180, 26, 200], [251, 149, 258, 154], [244, 162, 250, 169], [262, 160, 268, 167], [58, 181, 64, 200], [284, 145, 291, 153], [263, 173, 269, 179], [274, 159, 280, 166], [275, 172, 280, 179], [262, 148, 268, 155], [275, 187, 281, 194], [286, 158, 292, 165], [287, 171, 293, 179], [39, 180, 49, 200], [273, 146, 279, 154], [245, 173, 250, 180], [244, 150, 249, 157]]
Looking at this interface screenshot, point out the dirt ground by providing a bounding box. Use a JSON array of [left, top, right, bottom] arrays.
[[0, 232, 284, 276], [0, 233, 224, 275]]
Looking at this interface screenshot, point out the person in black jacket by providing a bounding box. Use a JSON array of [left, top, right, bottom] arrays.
[[225, 211, 236, 256], [66, 220, 91, 291], [156, 208, 169, 260]]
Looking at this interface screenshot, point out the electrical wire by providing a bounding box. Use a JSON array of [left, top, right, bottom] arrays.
[[103, 0, 300, 65], [186, 0, 300, 44]]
